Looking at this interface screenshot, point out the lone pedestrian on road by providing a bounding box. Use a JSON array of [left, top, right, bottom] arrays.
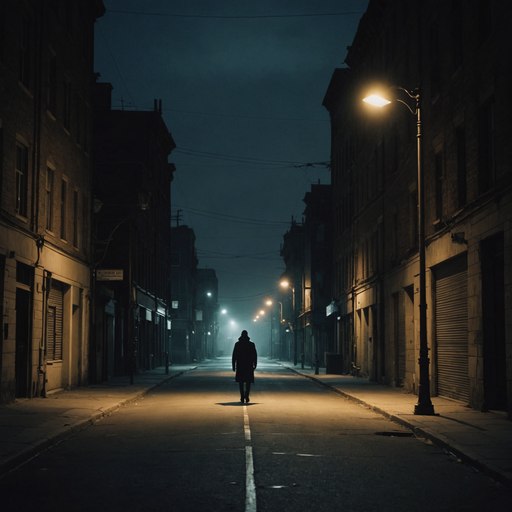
[[232, 330, 257, 403]]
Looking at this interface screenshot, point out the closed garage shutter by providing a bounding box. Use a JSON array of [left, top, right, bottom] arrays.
[[435, 255, 468, 402], [47, 281, 64, 361]]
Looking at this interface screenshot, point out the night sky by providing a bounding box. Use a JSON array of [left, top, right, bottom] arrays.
[[94, 0, 369, 344]]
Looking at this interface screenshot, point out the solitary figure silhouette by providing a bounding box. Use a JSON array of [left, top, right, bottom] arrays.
[[232, 330, 257, 403]]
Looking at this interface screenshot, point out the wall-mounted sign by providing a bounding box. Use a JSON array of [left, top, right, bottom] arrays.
[[326, 301, 338, 317], [96, 269, 123, 281]]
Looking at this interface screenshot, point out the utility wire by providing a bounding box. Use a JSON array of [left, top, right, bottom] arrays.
[[174, 148, 330, 169], [107, 10, 365, 20], [173, 205, 291, 227], [96, 25, 136, 109], [174, 147, 303, 166]]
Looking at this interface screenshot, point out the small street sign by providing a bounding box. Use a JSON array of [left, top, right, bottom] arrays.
[[96, 269, 123, 281]]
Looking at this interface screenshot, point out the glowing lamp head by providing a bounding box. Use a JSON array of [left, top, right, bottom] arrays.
[[363, 94, 392, 107]]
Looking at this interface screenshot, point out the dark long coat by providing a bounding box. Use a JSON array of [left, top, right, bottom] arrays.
[[232, 337, 257, 383]]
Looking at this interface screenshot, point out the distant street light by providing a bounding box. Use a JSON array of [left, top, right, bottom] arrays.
[[280, 279, 298, 366], [363, 85, 435, 416]]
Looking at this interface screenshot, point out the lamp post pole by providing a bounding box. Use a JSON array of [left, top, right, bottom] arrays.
[[278, 301, 284, 360], [291, 286, 297, 366], [279, 280, 297, 365], [363, 86, 435, 415], [265, 300, 273, 359], [413, 89, 435, 415]]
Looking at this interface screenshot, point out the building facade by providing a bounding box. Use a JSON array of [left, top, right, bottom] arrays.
[[92, 84, 176, 381], [196, 268, 219, 359], [170, 225, 198, 363], [280, 220, 304, 365], [301, 183, 334, 368], [323, 0, 512, 414], [0, 0, 105, 403]]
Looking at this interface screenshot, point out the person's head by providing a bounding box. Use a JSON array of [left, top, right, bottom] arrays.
[[239, 330, 250, 341]]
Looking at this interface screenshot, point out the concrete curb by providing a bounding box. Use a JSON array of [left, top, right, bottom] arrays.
[[0, 369, 191, 478], [287, 366, 512, 490]]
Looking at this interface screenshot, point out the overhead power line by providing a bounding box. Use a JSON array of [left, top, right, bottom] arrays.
[[174, 147, 302, 166], [174, 147, 330, 169], [108, 10, 365, 20], [197, 248, 280, 260], [173, 205, 291, 227]]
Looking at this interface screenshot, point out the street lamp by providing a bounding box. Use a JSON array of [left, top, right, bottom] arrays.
[[363, 85, 435, 415], [280, 279, 299, 367], [229, 320, 237, 348]]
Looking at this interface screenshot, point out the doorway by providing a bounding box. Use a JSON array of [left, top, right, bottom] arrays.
[[481, 233, 506, 410], [15, 288, 31, 398]]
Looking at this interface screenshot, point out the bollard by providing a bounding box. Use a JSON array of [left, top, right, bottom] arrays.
[[165, 352, 169, 375], [314, 358, 320, 375], [301, 353, 305, 369]]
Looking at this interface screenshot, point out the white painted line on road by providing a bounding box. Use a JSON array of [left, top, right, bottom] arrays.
[[243, 405, 257, 512], [245, 445, 257, 512], [243, 406, 251, 442]]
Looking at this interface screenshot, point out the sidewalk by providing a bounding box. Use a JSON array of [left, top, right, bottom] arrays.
[[287, 365, 512, 490], [0, 365, 195, 477]]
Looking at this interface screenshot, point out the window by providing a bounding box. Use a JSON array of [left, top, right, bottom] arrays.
[[479, 100, 495, 194], [435, 151, 444, 221], [456, 126, 467, 207], [429, 23, 440, 97], [84, 104, 90, 153], [0, 127, 3, 194], [15, 142, 28, 217], [45, 167, 54, 231], [60, 179, 67, 240], [80, 15, 91, 62], [0, 2, 5, 63], [63, 79, 71, 131], [73, 189, 79, 247], [389, 123, 398, 173], [450, 2, 463, 70], [478, 0, 492, 43], [65, 2, 73, 34], [392, 212, 398, 259], [75, 93, 82, 145], [19, 12, 32, 88], [46, 52, 57, 114]]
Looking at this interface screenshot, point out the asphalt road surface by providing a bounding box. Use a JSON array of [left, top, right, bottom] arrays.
[[1, 358, 510, 511]]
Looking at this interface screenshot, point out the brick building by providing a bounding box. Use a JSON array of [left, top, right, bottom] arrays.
[[323, 0, 512, 414], [279, 184, 334, 369], [280, 220, 304, 365], [92, 84, 176, 381], [300, 183, 334, 368], [170, 225, 198, 363], [0, 1, 105, 403]]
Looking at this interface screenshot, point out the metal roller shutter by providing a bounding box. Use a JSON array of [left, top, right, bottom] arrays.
[[47, 281, 64, 361], [435, 256, 468, 402]]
